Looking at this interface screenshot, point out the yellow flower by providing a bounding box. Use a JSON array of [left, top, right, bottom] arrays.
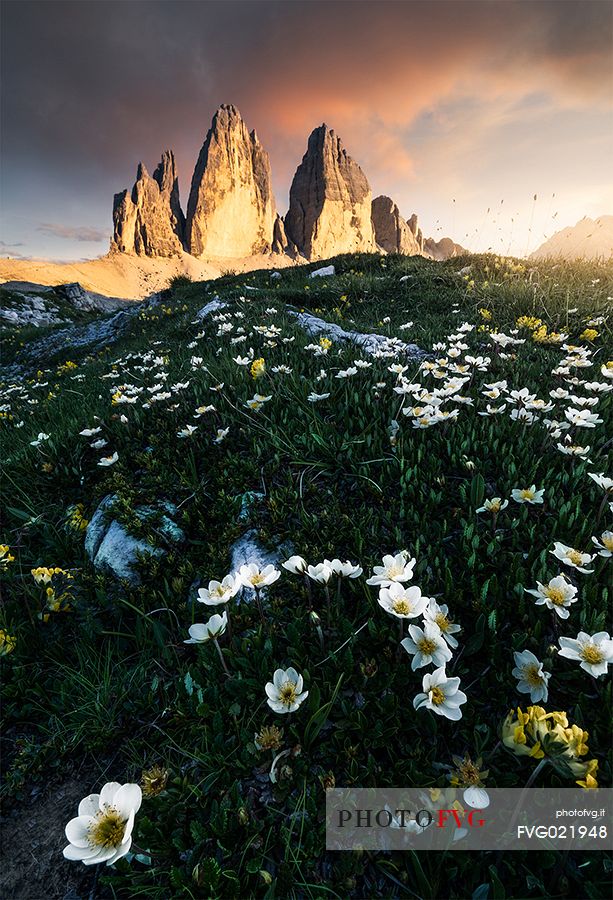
[[250, 358, 266, 379], [517, 315, 542, 330], [141, 764, 170, 797], [0, 629, 17, 656], [0, 545, 15, 568], [66, 504, 89, 532], [502, 706, 599, 782], [319, 337, 332, 351], [479, 308, 492, 321], [576, 772, 598, 790], [579, 328, 598, 341]]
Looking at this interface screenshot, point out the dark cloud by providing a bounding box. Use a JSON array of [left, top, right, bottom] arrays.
[[36, 223, 107, 242], [1, 1, 611, 257]]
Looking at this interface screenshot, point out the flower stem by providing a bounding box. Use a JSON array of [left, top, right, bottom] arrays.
[[254, 586, 266, 624], [214, 638, 230, 676], [525, 757, 549, 788]]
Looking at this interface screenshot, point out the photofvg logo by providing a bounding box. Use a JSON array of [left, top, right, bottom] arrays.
[[325, 788, 613, 851]]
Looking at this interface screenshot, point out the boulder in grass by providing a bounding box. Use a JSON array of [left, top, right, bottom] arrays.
[[85, 494, 184, 585]]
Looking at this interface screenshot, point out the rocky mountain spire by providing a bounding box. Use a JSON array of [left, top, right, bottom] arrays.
[[185, 104, 276, 258], [284, 125, 376, 259], [111, 151, 185, 257], [371, 196, 422, 256]]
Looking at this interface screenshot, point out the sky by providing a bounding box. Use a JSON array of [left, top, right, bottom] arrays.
[[1, 0, 612, 261]]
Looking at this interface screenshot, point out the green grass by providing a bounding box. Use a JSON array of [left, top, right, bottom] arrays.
[[1, 252, 612, 898]]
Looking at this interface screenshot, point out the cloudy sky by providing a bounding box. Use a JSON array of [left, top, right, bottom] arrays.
[[1, 0, 612, 260]]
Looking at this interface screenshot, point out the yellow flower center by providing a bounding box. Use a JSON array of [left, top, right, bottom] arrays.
[[418, 637, 437, 655], [567, 550, 582, 565], [392, 599, 411, 615], [387, 564, 404, 578], [489, 500, 501, 511], [524, 665, 543, 687], [602, 535, 613, 551], [88, 809, 125, 849], [581, 645, 603, 665], [250, 574, 265, 586], [279, 682, 298, 707], [521, 489, 534, 500], [545, 587, 565, 605], [430, 686, 445, 706], [435, 613, 450, 632]]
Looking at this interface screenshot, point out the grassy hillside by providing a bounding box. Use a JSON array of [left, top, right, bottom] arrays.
[[1, 253, 612, 899]]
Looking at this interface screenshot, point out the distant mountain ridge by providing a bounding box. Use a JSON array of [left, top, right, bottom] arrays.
[[530, 216, 613, 260]]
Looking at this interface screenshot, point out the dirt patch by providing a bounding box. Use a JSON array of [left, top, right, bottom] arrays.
[[0, 777, 105, 900]]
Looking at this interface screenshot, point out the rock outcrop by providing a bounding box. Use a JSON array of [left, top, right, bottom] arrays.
[[111, 151, 185, 257], [185, 105, 276, 258], [285, 125, 376, 259], [272, 214, 297, 256], [371, 196, 422, 256], [423, 236, 465, 261]]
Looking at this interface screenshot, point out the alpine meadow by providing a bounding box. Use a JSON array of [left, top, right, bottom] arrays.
[[1, 252, 612, 897]]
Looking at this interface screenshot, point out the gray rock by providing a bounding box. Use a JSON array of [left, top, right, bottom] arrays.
[[85, 494, 185, 585], [289, 309, 425, 359], [310, 265, 335, 278], [196, 297, 226, 319]]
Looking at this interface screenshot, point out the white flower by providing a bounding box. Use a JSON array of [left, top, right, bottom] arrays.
[[476, 497, 508, 514], [213, 427, 230, 443], [564, 408, 602, 428], [525, 574, 578, 619], [63, 782, 142, 866], [307, 392, 330, 402], [282, 555, 308, 574], [401, 622, 452, 670], [592, 531, 613, 557], [265, 667, 308, 714], [97, 452, 118, 467], [79, 427, 102, 437], [366, 552, 416, 586], [184, 611, 228, 643], [307, 562, 333, 584], [197, 575, 239, 606], [550, 542, 595, 574], [335, 367, 358, 379], [327, 558, 363, 578], [177, 425, 198, 438], [512, 649, 551, 702], [511, 485, 544, 505], [423, 598, 461, 649], [244, 394, 272, 410], [463, 786, 490, 809], [237, 563, 280, 590], [378, 583, 429, 619], [588, 473, 613, 493], [30, 432, 50, 446], [90, 439, 108, 450], [558, 631, 613, 678], [557, 443, 591, 458], [413, 667, 467, 720], [194, 404, 216, 417]]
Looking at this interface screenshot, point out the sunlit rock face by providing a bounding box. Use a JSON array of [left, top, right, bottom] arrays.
[[185, 104, 276, 258], [371, 196, 422, 256], [285, 125, 376, 259], [423, 236, 465, 261], [111, 151, 185, 257]]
